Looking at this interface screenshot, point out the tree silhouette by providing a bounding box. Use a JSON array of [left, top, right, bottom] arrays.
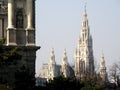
[[46, 75, 84, 90]]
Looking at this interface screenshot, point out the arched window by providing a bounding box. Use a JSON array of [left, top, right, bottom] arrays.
[[16, 9, 23, 28]]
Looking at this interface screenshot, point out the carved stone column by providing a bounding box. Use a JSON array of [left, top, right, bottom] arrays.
[[8, 0, 14, 28], [26, 0, 35, 46], [26, 0, 34, 29], [7, 0, 16, 46]]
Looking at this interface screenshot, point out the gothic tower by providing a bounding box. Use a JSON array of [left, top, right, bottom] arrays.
[[0, 0, 40, 86], [61, 49, 70, 77], [48, 48, 57, 80], [99, 53, 107, 82], [74, 7, 94, 79]]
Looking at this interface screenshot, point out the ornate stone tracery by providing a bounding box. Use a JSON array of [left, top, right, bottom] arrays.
[[75, 7, 94, 78]]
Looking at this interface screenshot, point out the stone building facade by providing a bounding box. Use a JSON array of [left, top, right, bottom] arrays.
[[0, 0, 40, 87]]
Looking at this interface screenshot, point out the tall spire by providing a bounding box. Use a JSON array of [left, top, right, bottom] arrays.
[[75, 5, 94, 79], [82, 4, 88, 26], [79, 4, 89, 44]]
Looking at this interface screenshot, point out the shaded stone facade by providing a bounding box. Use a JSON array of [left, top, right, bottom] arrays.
[[0, 0, 40, 87]]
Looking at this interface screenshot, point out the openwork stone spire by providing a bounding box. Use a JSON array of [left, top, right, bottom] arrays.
[[75, 6, 94, 79]]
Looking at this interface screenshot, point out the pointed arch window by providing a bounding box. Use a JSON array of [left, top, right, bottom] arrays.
[[16, 9, 23, 28]]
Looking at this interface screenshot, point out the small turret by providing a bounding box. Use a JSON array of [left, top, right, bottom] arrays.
[[61, 49, 70, 77], [48, 48, 57, 80], [49, 48, 56, 65], [62, 49, 68, 65], [99, 53, 107, 82]]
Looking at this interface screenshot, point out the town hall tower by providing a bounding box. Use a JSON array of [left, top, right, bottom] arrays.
[[74, 7, 94, 79]]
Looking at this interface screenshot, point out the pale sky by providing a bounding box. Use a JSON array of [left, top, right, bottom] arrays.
[[35, 0, 120, 74]]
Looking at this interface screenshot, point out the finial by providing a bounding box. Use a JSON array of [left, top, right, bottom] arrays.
[[84, 2, 87, 10], [83, 2, 87, 16]]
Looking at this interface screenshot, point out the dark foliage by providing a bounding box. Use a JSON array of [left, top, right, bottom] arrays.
[[0, 38, 6, 45], [0, 39, 21, 65], [35, 74, 108, 90], [0, 47, 22, 65], [13, 66, 35, 90], [0, 84, 12, 90], [45, 75, 84, 90]]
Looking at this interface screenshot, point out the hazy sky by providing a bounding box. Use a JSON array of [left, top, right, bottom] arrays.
[[35, 0, 120, 74]]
